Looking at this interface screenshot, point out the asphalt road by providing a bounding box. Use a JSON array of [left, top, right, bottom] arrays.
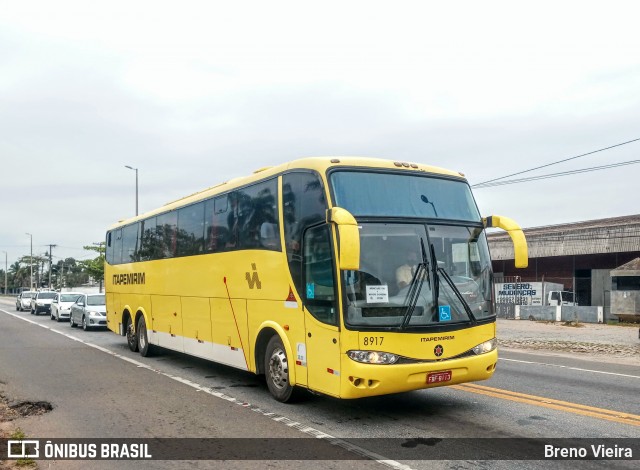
[[0, 297, 638, 469]]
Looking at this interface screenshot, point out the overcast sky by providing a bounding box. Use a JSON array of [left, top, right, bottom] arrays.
[[1, 0, 639, 267]]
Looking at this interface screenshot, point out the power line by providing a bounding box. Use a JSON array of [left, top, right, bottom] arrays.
[[472, 159, 640, 188], [473, 137, 640, 187]]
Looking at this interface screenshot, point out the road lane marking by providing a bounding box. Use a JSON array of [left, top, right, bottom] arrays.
[[500, 357, 640, 379], [0, 308, 412, 470], [452, 383, 640, 427]]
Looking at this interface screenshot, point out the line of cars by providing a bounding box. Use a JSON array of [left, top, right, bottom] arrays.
[[15, 290, 107, 331]]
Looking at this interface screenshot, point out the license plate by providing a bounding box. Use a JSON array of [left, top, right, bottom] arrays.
[[427, 371, 452, 384]]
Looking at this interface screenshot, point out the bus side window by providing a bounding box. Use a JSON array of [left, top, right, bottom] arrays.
[[139, 217, 158, 261], [106, 231, 113, 264], [113, 229, 123, 264], [122, 223, 140, 262], [177, 201, 205, 256], [204, 196, 227, 253], [157, 211, 178, 259], [283, 172, 327, 297], [303, 225, 337, 326]]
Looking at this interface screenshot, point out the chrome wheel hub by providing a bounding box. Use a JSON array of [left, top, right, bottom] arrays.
[[268, 348, 288, 390]]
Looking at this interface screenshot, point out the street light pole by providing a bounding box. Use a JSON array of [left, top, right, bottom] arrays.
[[26, 233, 33, 290], [124, 165, 139, 216], [2, 251, 7, 295]]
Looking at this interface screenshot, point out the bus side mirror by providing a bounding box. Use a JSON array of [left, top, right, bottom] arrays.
[[327, 207, 360, 271], [483, 215, 529, 268]]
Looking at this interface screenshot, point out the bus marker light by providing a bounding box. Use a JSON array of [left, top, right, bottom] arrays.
[[283, 325, 289, 331]]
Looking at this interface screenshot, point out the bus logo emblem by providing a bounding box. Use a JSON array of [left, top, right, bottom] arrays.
[[245, 263, 262, 289], [434, 345, 444, 357]]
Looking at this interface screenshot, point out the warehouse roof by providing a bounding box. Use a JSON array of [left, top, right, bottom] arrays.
[[488, 214, 640, 260]]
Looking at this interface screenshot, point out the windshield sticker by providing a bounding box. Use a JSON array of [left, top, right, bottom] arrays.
[[366, 285, 389, 303], [306, 283, 315, 299], [439, 305, 452, 321]]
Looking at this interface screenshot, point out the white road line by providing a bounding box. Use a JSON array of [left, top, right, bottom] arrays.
[[500, 357, 640, 379], [0, 308, 413, 470]]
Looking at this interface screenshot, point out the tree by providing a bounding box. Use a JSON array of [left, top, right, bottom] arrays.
[[78, 243, 105, 292]]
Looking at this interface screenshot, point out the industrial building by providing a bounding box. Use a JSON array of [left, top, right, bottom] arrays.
[[488, 214, 640, 320]]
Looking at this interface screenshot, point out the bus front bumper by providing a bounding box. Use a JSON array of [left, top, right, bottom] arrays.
[[338, 349, 498, 399]]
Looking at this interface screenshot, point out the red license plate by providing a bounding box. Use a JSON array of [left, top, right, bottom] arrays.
[[427, 371, 452, 384]]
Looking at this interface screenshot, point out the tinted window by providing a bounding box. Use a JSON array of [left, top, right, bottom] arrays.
[[138, 217, 158, 261], [204, 197, 227, 253], [112, 229, 123, 264], [177, 202, 205, 256], [282, 172, 327, 296], [282, 172, 327, 263], [331, 171, 481, 222], [106, 232, 114, 264], [156, 211, 178, 259], [205, 178, 280, 252], [303, 225, 337, 326], [38, 292, 56, 299], [122, 223, 140, 263]]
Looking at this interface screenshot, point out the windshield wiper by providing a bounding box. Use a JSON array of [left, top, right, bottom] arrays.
[[436, 267, 477, 324], [429, 243, 439, 316], [400, 239, 431, 329]]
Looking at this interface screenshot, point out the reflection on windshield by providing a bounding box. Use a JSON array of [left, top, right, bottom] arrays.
[[343, 223, 493, 329]]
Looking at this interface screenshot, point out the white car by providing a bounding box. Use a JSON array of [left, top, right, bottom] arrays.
[[16, 291, 35, 311], [50, 292, 83, 322], [30, 291, 57, 315]]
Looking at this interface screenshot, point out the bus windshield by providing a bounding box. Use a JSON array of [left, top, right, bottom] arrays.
[[342, 223, 494, 329], [330, 171, 481, 222]]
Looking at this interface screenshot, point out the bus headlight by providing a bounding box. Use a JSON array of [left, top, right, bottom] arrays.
[[472, 338, 497, 355], [347, 350, 399, 364]]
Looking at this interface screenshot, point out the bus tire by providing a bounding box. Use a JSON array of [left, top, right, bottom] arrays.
[[265, 335, 296, 403], [126, 316, 139, 352], [137, 316, 155, 357]]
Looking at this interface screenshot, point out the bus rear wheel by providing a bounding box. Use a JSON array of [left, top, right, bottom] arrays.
[[265, 336, 296, 402], [137, 316, 155, 357], [126, 316, 138, 352]]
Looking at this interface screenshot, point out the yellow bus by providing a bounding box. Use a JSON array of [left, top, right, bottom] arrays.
[[105, 157, 527, 402]]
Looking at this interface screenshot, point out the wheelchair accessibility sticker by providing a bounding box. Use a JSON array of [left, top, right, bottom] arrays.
[[438, 305, 451, 321]]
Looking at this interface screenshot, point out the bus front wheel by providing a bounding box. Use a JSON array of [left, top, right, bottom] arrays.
[[265, 336, 296, 402]]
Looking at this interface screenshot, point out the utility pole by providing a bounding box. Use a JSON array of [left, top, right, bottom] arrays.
[[93, 241, 106, 293], [47, 244, 57, 289]]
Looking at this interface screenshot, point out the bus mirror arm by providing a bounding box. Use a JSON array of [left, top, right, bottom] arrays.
[[483, 215, 529, 269], [327, 207, 360, 271]]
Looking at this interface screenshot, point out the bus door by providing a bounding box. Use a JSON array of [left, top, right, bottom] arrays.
[[302, 224, 341, 397]]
